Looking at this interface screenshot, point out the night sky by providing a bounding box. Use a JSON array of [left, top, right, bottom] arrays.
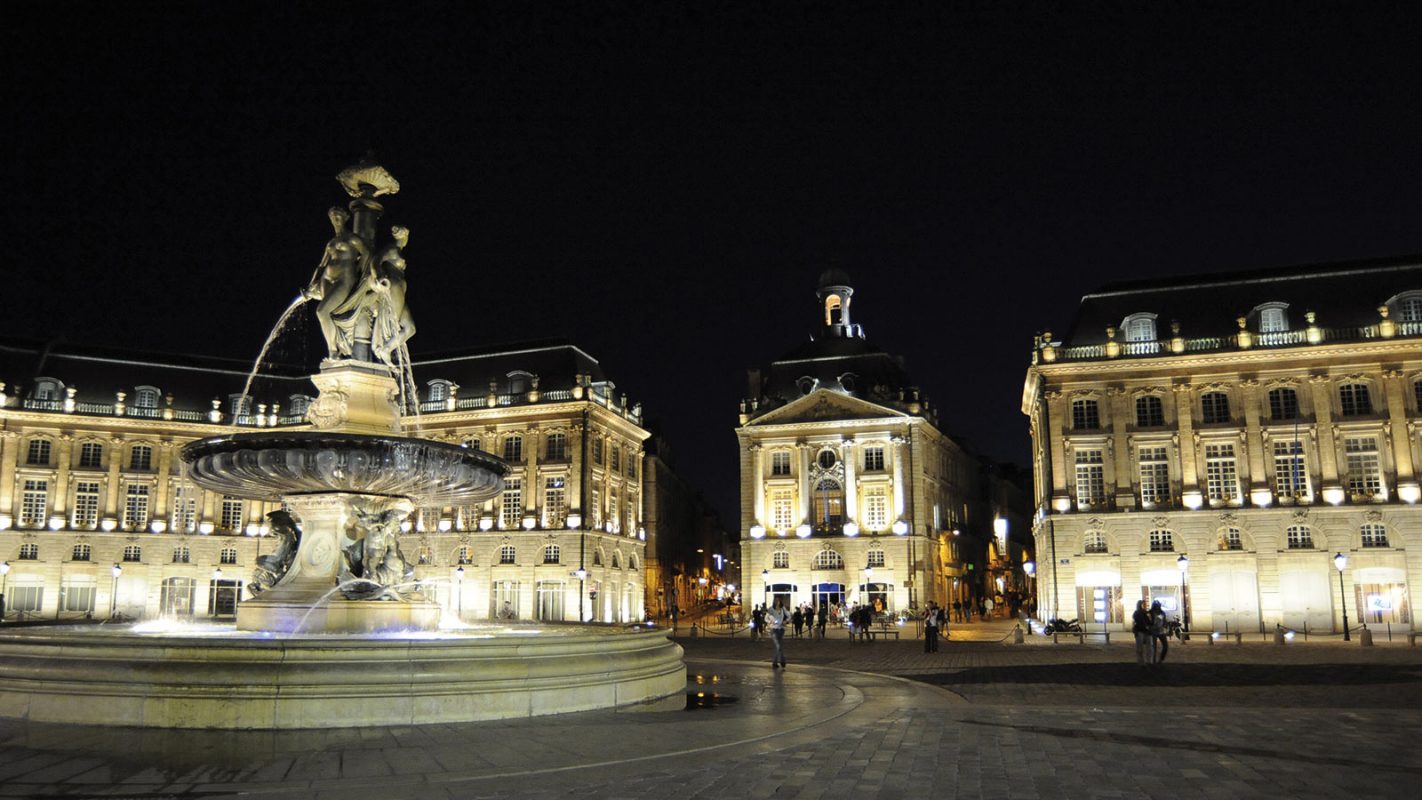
[[9, 1, 1422, 525]]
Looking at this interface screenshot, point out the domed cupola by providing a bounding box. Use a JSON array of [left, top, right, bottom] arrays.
[[816, 270, 864, 340]]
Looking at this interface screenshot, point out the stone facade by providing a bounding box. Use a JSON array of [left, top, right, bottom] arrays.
[[1023, 259, 1422, 633], [0, 339, 650, 624], [737, 274, 994, 616]]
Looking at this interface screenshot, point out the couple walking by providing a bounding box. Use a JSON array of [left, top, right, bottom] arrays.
[[1132, 599, 1174, 666]]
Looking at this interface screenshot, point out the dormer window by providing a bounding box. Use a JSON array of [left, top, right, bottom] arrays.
[[1121, 313, 1157, 343], [796, 376, 817, 396], [229, 394, 252, 416], [1254, 303, 1290, 333], [133, 386, 161, 409], [838, 373, 857, 392], [32, 378, 62, 402], [427, 380, 451, 403], [506, 371, 534, 395], [288, 394, 313, 416], [1386, 290, 1422, 323]]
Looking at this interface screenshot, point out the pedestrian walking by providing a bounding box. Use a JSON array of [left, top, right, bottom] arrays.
[[984, 596, 995, 619], [751, 605, 765, 642], [923, 602, 940, 652], [1132, 600, 1156, 667], [817, 603, 828, 639], [1150, 600, 1170, 664], [791, 607, 804, 638], [766, 599, 790, 668], [952, 600, 962, 623]]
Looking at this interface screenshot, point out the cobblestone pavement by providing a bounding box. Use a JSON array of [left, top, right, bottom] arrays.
[[0, 626, 1418, 799]]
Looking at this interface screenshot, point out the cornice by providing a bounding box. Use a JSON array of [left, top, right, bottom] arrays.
[[1031, 339, 1422, 378]]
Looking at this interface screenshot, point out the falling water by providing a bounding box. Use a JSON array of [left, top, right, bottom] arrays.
[[234, 294, 310, 427]]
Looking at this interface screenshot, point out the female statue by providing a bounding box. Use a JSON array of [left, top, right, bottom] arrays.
[[304, 207, 374, 360]]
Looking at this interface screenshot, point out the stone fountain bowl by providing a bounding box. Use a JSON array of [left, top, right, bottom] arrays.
[[180, 431, 506, 505]]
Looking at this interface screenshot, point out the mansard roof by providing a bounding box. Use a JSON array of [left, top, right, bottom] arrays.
[[1062, 255, 1422, 347]]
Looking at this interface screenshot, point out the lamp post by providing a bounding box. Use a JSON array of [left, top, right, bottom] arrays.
[[864, 565, 874, 610], [574, 567, 589, 622], [1335, 552, 1350, 641], [455, 565, 465, 620], [1176, 554, 1189, 634], [761, 568, 769, 608], [211, 567, 223, 619], [1, 560, 11, 622], [1023, 560, 1036, 622], [109, 563, 121, 619]]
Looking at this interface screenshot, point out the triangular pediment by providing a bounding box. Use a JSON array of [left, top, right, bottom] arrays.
[[746, 389, 908, 427]]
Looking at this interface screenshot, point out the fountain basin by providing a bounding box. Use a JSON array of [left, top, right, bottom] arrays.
[[0, 624, 685, 729], [181, 431, 506, 506]]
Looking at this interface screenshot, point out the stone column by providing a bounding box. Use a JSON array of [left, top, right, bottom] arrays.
[[750, 443, 764, 526], [1384, 370, 1417, 492], [1046, 391, 1069, 505], [525, 425, 540, 522], [568, 421, 583, 521], [0, 431, 17, 515], [891, 435, 907, 520], [155, 440, 174, 518], [1309, 376, 1340, 486], [53, 435, 72, 517], [841, 439, 857, 523], [1109, 388, 1133, 507], [105, 436, 124, 519], [1241, 380, 1268, 503], [798, 443, 813, 525], [1172, 385, 1199, 501]]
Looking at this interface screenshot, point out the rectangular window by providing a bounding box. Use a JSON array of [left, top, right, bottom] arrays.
[[773, 551, 790, 568], [78, 442, 104, 469], [867, 550, 886, 568], [1200, 392, 1230, 424], [609, 488, 620, 534], [72, 481, 101, 529], [863, 447, 885, 471], [863, 488, 888, 532], [544, 477, 567, 528], [770, 451, 792, 476], [172, 485, 198, 533], [771, 490, 794, 533], [1286, 526, 1314, 549], [545, 432, 568, 460], [20, 480, 48, 528], [592, 438, 603, 465], [62, 583, 96, 613], [591, 487, 601, 529], [220, 496, 245, 531], [26, 439, 52, 466], [11, 585, 43, 612], [1360, 523, 1388, 548], [129, 445, 153, 471], [1339, 384, 1372, 417], [1345, 437, 1383, 499], [503, 436, 523, 462], [124, 484, 151, 531], [1138, 447, 1170, 507], [1074, 449, 1105, 507], [611, 447, 621, 472], [501, 479, 523, 529], [1071, 400, 1100, 430], [1273, 440, 1309, 501], [1135, 396, 1164, 427], [1204, 444, 1240, 502]]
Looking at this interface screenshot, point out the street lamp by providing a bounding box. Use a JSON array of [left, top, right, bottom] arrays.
[[761, 568, 769, 607], [455, 566, 465, 619], [863, 565, 874, 608], [1334, 552, 1350, 641], [1176, 554, 1189, 634], [109, 563, 121, 619]]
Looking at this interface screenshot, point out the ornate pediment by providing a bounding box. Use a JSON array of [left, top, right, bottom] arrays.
[[746, 389, 906, 427]]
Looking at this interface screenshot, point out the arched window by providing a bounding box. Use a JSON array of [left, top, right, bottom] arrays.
[[1268, 388, 1299, 421], [288, 394, 313, 417], [133, 386, 161, 410], [426, 380, 450, 403], [813, 477, 845, 533], [1135, 396, 1164, 427], [1360, 523, 1389, 548], [593, 549, 604, 567], [1121, 313, 1157, 342], [507, 371, 534, 395], [32, 378, 63, 402], [1285, 525, 1314, 550], [629, 554, 639, 571], [456, 545, 473, 565], [1218, 528, 1244, 551], [543, 544, 560, 564], [1148, 530, 1174, 552], [503, 435, 523, 462], [499, 545, 516, 565], [1200, 392, 1230, 424], [1387, 290, 1422, 323], [1254, 302, 1290, 333], [813, 550, 844, 569], [1083, 530, 1109, 554], [612, 552, 622, 569]]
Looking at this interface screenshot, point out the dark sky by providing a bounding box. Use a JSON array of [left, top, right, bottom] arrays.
[[8, 1, 1422, 524]]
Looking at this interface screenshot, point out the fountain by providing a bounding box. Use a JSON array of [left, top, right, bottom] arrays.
[[0, 159, 685, 729]]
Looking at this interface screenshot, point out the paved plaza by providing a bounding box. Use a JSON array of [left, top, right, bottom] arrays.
[[0, 621, 1419, 799]]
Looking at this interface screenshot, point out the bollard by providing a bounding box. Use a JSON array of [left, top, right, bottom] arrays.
[[1013, 624, 1024, 644], [1273, 625, 1285, 645], [1360, 627, 1373, 647], [689, 623, 698, 639]]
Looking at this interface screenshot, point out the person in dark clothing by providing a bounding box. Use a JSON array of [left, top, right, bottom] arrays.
[[791, 607, 804, 638], [1149, 600, 1170, 664], [1132, 600, 1156, 666], [817, 603, 828, 639]]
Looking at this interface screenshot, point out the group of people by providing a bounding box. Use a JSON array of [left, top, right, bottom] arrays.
[[750, 601, 829, 642], [1131, 599, 1177, 666]]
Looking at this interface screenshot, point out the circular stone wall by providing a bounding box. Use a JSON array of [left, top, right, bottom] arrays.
[[0, 625, 685, 729]]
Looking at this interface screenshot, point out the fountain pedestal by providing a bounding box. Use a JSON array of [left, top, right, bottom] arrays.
[[236, 493, 442, 634]]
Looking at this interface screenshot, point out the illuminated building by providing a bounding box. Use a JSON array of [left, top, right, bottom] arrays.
[[1024, 259, 1422, 632], [0, 337, 648, 623], [736, 273, 997, 615]]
